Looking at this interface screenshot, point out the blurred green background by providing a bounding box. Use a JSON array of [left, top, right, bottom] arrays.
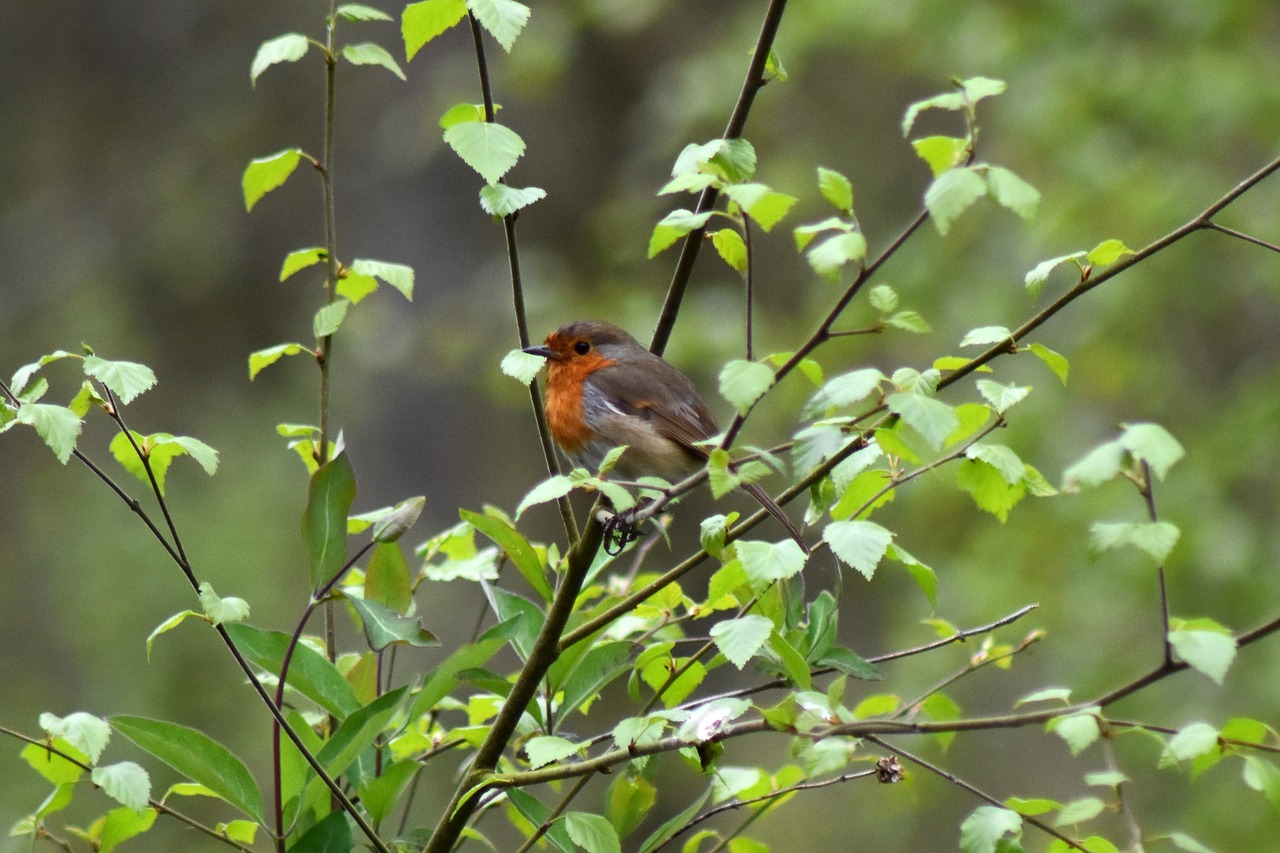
[[3, 0, 1280, 849]]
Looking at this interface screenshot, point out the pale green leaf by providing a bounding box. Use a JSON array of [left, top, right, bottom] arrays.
[[817, 166, 853, 212], [280, 247, 327, 281], [1028, 343, 1069, 384], [1169, 621, 1237, 686], [975, 380, 1030, 414], [403, 0, 467, 61], [501, 348, 546, 385], [719, 359, 774, 415], [1024, 251, 1085, 298], [468, 0, 531, 52], [563, 812, 621, 853], [1086, 239, 1135, 266], [886, 310, 932, 333], [805, 232, 867, 280], [17, 403, 82, 464], [38, 713, 111, 764], [965, 443, 1025, 485], [804, 367, 885, 417], [885, 391, 959, 450], [1048, 709, 1101, 756], [439, 102, 487, 129], [91, 762, 150, 814], [823, 519, 894, 580], [338, 3, 393, 21], [901, 91, 966, 136], [83, 356, 156, 405], [869, 284, 898, 313], [243, 148, 303, 212], [198, 583, 250, 626], [792, 216, 850, 251], [1119, 422, 1185, 480], [1062, 439, 1125, 491], [342, 42, 406, 79], [925, 166, 987, 235], [313, 299, 350, 338], [516, 475, 574, 517], [351, 258, 415, 300], [1167, 722, 1221, 762], [443, 120, 526, 184], [959, 805, 1021, 853], [960, 325, 1013, 348], [986, 166, 1040, 221], [710, 228, 747, 273], [735, 540, 808, 587], [648, 209, 714, 257], [249, 343, 310, 380], [145, 610, 200, 661], [525, 735, 581, 769], [723, 183, 797, 231], [1054, 797, 1105, 827], [250, 34, 309, 85], [479, 184, 546, 217], [709, 615, 774, 669], [911, 135, 968, 176], [1089, 521, 1180, 562]]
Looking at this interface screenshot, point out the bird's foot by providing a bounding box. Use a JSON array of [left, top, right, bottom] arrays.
[[601, 510, 641, 556]]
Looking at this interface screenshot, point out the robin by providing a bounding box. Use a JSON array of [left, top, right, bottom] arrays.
[[523, 320, 807, 553]]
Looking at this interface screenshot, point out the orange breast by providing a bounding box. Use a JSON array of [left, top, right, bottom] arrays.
[[544, 353, 614, 453]]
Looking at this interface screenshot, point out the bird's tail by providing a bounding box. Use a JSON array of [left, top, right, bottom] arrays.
[[742, 481, 810, 554]]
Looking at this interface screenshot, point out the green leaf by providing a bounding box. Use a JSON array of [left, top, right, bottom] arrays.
[[804, 367, 885, 417], [1242, 755, 1280, 812], [959, 805, 1021, 853], [1089, 521, 1180, 563], [719, 359, 774, 415], [370, 496, 425, 543], [986, 166, 1040, 221], [408, 618, 520, 717], [960, 325, 1014, 348], [887, 545, 937, 609], [975, 380, 1029, 415], [83, 356, 156, 405], [365, 541, 413, 611], [901, 91, 966, 136], [563, 812, 621, 853], [303, 452, 356, 589], [516, 474, 574, 517], [868, 284, 899, 313], [1167, 722, 1221, 762], [961, 76, 1008, 102], [723, 183, 797, 231], [1004, 797, 1062, 817], [648, 209, 714, 257], [637, 788, 711, 853], [1048, 709, 1101, 756], [501, 348, 547, 386], [735, 540, 807, 588], [21, 740, 85, 786], [110, 716, 263, 821], [243, 148, 303, 211], [710, 615, 774, 669], [443, 120, 526, 184], [1028, 343, 1069, 384], [885, 391, 959, 450], [1062, 439, 1125, 491], [91, 762, 150, 814], [312, 686, 409, 781], [710, 228, 748, 273], [792, 216, 850, 251], [98, 805, 158, 852], [342, 42, 406, 78], [468, 0, 531, 52], [911, 135, 969, 176], [358, 759, 419, 826], [925, 167, 987, 235], [333, 267, 376, 302], [462, 508, 551, 601], [607, 774, 657, 840], [1119, 422, 1185, 480], [526, 735, 582, 769], [338, 3, 393, 20], [38, 712, 111, 764], [107, 431, 219, 496], [817, 166, 853, 212], [197, 582, 250, 626], [249, 343, 311, 380], [1084, 770, 1129, 788], [815, 646, 882, 681], [403, 0, 467, 61], [823, 519, 894, 580], [957, 459, 1025, 522], [1169, 619, 1237, 685], [1024, 251, 1086, 298], [1086, 239, 1134, 266], [479, 184, 546, 217], [225, 623, 359, 716], [439, 103, 488, 129], [558, 641, 633, 719], [1164, 832, 1217, 853], [965, 443, 1025, 485], [280, 247, 327, 281], [289, 810, 351, 853], [347, 595, 438, 650], [351, 258, 415, 300], [250, 33, 309, 84], [705, 138, 757, 183], [1016, 687, 1072, 707], [313, 298, 350, 338], [16, 402, 82, 464], [805, 232, 867, 280], [145, 610, 199, 660], [1054, 797, 1106, 827], [886, 310, 932, 333], [700, 513, 736, 560]]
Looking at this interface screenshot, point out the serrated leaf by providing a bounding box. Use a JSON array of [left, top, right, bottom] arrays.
[[17, 403, 82, 464], [111, 716, 263, 821], [243, 148, 303, 212], [198, 583, 250, 626], [986, 166, 1040, 221], [957, 459, 1024, 522], [468, 0, 531, 52], [1119, 422, 1185, 480], [719, 359, 774, 415], [99, 805, 158, 851], [975, 380, 1029, 414], [705, 138, 757, 183], [960, 325, 1014, 348], [479, 184, 546, 217], [966, 443, 1025, 485], [501, 348, 546, 386], [1084, 770, 1129, 788], [342, 42, 406, 79], [723, 183, 797, 231], [868, 284, 899, 313], [887, 310, 932, 334], [336, 271, 379, 304], [403, 0, 467, 61], [10, 350, 75, 397], [92, 762, 150, 814], [83, 356, 156, 405], [823, 520, 894, 580], [563, 812, 621, 853], [1167, 722, 1220, 762], [710, 228, 747, 273], [1089, 521, 1180, 563], [885, 391, 959, 450], [648, 209, 714, 257], [1049, 709, 1101, 756], [443, 120, 525, 184], [313, 298, 350, 338], [1027, 343, 1069, 384], [525, 735, 581, 769], [39, 713, 111, 764], [912, 135, 969, 176], [925, 166, 987, 235], [1165, 832, 1217, 853], [250, 33, 309, 84], [1087, 239, 1134, 266], [959, 805, 1021, 853], [735, 540, 807, 587], [1168, 622, 1237, 686], [338, 3, 393, 21], [710, 615, 774, 669], [805, 231, 867, 280], [817, 166, 853, 212], [351, 258, 414, 300]]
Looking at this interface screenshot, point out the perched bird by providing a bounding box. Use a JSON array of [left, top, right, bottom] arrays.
[[523, 320, 807, 552]]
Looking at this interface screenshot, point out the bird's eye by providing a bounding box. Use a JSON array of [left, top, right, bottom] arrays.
[[573, 340, 591, 355]]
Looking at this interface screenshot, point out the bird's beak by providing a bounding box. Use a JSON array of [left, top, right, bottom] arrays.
[[523, 344, 555, 359]]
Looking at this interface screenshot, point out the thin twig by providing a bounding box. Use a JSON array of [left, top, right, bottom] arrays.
[[513, 774, 593, 853], [1202, 220, 1280, 253]]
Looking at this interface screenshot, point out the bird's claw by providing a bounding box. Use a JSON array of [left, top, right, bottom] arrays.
[[602, 510, 641, 556]]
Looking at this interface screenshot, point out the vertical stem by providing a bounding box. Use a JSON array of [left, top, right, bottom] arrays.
[[742, 216, 755, 360]]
